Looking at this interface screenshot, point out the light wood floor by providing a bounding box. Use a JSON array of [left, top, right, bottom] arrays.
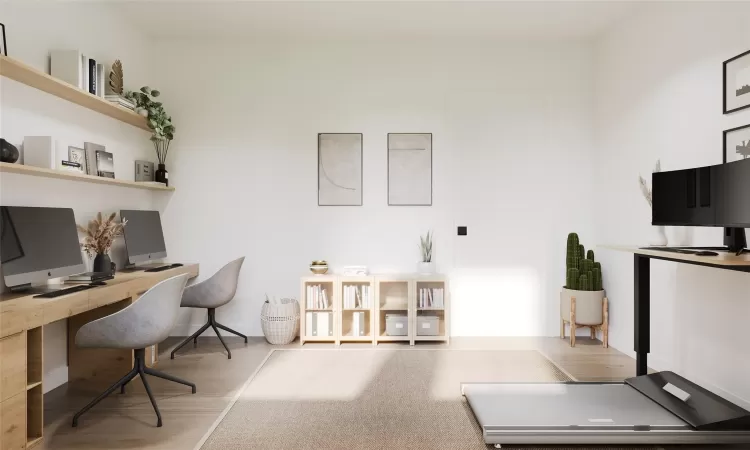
[[42, 336, 641, 449]]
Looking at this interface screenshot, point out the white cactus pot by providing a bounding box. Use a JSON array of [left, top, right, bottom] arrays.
[[560, 287, 605, 326]]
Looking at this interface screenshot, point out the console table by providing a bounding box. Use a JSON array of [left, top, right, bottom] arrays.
[[600, 246, 750, 377], [0, 264, 198, 449]]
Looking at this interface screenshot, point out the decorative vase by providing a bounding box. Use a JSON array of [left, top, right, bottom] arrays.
[[649, 225, 668, 246], [417, 261, 435, 274], [0, 138, 19, 163], [93, 253, 112, 274], [155, 164, 169, 186]]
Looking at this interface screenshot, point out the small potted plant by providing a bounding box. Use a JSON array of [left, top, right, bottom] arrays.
[[417, 230, 435, 274], [125, 86, 175, 186], [560, 232, 608, 347], [78, 212, 126, 274]]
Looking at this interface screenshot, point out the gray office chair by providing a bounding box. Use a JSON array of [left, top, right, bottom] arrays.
[[72, 274, 195, 428], [171, 257, 246, 360]]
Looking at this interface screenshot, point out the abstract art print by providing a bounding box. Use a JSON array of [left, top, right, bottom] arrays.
[[318, 133, 363, 206], [724, 49, 750, 114], [388, 133, 432, 206], [723, 124, 750, 163]]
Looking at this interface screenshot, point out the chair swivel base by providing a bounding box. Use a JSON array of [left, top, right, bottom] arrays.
[[72, 348, 196, 428], [171, 308, 247, 360]]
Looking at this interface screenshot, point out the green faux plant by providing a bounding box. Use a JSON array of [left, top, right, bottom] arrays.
[[565, 232, 603, 291], [419, 231, 433, 263], [125, 86, 175, 164]]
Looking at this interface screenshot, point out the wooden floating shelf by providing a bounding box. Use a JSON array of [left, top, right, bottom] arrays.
[[0, 55, 150, 131], [0, 162, 175, 192]]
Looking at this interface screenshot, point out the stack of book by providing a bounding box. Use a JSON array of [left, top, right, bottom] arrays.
[[306, 284, 329, 309], [343, 285, 371, 309], [351, 311, 367, 336], [305, 311, 333, 337], [418, 287, 444, 309], [105, 94, 135, 110]]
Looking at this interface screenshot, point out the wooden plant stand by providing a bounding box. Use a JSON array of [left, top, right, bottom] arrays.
[[561, 297, 608, 348]]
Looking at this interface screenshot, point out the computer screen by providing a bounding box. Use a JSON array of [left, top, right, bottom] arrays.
[[120, 210, 167, 264], [0, 206, 85, 288]]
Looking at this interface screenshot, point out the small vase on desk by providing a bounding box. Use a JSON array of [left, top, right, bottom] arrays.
[[93, 253, 112, 274], [155, 164, 169, 186], [649, 225, 668, 246]]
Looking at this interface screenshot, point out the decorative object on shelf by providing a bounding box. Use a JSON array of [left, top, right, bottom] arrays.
[[0, 23, 6, 56], [723, 123, 750, 163], [342, 265, 368, 276], [0, 138, 19, 163], [388, 133, 432, 206], [50, 49, 84, 89], [23, 136, 56, 169], [134, 160, 155, 182], [638, 159, 666, 246], [60, 160, 82, 173], [95, 150, 115, 178], [724, 49, 750, 114], [318, 133, 362, 206], [68, 146, 87, 173], [104, 60, 135, 110], [83, 142, 105, 176], [310, 260, 329, 275], [560, 232, 608, 348], [78, 212, 126, 275], [417, 230, 435, 274], [125, 86, 175, 186], [260, 295, 300, 345]]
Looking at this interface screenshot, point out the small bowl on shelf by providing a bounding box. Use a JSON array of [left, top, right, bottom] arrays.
[[310, 260, 329, 275]]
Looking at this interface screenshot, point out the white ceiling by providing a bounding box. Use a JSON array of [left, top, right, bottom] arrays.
[[112, 1, 641, 40]]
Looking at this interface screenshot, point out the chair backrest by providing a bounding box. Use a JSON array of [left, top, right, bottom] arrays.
[[76, 274, 189, 349], [181, 257, 244, 309]]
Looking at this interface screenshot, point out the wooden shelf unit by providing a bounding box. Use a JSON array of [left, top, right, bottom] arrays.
[[0, 162, 175, 191], [0, 55, 150, 131], [299, 274, 449, 346]]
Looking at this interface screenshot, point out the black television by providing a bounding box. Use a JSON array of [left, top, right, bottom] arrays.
[[652, 158, 750, 253]]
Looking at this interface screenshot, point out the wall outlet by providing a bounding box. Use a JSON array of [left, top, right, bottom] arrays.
[[457, 226, 467, 236]]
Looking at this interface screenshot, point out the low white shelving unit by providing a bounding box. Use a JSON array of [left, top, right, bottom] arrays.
[[300, 274, 449, 346]]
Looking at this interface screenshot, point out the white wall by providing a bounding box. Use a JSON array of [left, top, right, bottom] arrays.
[[0, 3, 157, 392], [153, 38, 596, 338], [594, 2, 750, 408]]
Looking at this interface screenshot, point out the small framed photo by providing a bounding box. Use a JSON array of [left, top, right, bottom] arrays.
[[723, 124, 750, 163], [68, 146, 87, 173], [723, 49, 750, 114]]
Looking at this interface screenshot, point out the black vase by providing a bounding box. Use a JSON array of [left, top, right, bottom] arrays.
[[155, 164, 169, 186], [93, 253, 112, 274], [0, 138, 19, 163]]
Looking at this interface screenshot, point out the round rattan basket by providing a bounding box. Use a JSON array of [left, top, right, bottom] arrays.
[[260, 297, 300, 345]]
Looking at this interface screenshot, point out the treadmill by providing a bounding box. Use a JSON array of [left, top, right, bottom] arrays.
[[462, 371, 750, 447]]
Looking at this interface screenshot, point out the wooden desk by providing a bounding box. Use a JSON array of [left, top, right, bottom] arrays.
[[600, 245, 750, 378], [0, 264, 198, 449]]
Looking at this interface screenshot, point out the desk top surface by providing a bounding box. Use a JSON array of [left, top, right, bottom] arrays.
[[599, 245, 750, 267]]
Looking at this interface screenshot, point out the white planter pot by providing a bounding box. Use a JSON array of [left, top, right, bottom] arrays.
[[417, 261, 435, 274], [560, 288, 605, 326], [649, 225, 668, 246]]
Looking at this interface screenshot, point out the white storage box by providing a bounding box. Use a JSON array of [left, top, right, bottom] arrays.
[[417, 316, 440, 336], [385, 314, 408, 336]]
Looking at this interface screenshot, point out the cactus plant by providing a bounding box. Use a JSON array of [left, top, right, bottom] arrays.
[[565, 232, 604, 292]]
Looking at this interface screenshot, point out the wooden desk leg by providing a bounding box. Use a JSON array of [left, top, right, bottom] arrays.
[[634, 255, 650, 376], [68, 299, 134, 392]]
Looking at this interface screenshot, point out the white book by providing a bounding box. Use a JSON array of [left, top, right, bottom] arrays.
[[428, 289, 433, 308], [317, 311, 329, 336], [322, 289, 328, 309], [306, 312, 313, 337], [353, 312, 359, 336], [96, 63, 105, 97], [50, 50, 83, 89]]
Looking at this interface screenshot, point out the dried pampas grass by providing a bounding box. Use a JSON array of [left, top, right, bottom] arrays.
[[78, 212, 126, 258], [638, 159, 661, 208]]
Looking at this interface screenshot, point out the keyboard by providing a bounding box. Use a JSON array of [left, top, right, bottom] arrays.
[[144, 263, 184, 273], [34, 284, 97, 298]]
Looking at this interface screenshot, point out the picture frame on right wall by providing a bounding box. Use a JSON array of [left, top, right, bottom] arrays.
[[723, 124, 750, 163], [723, 49, 750, 114], [388, 133, 432, 206]]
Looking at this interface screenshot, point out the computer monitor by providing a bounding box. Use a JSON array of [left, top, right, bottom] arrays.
[[0, 206, 86, 290], [652, 158, 750, 252], [120, 210, 167, 265]]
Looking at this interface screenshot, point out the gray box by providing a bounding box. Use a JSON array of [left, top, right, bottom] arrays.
[[417, 316, 440, 336], [385, 314, 408, 336]]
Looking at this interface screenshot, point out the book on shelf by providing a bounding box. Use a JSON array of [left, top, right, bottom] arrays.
[[83, 142, 104, 176], [305, 311, 333, 337], [105, 94, 135, 110], [95, 150, 115, 178]]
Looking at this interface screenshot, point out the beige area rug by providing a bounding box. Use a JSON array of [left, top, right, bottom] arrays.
[[199, 349, 657, 450]]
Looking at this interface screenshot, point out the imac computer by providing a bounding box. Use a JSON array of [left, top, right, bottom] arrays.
[[0, 206, 87, 295], [651, 157, 750, 254], [120, 210, 181, 272]]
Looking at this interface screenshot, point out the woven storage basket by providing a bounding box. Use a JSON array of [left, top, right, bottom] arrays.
[[261, 297, 300, 345]]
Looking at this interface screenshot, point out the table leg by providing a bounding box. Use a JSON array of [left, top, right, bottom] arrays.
[[634, 255, 650, 376]]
